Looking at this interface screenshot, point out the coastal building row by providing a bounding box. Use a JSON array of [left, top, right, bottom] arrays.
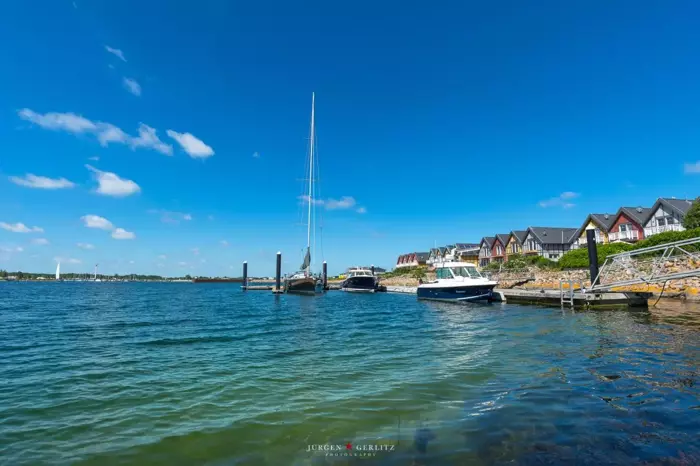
[[395, 197, 696, 268]]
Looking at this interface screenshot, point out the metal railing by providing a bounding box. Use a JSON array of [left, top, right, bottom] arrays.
[[643, 224, 684, 237], [591, 236, 700, 291], [609, 230, 640, 242]]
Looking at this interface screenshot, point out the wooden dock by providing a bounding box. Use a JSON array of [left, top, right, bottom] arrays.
[[493, 288, 652, 309], [242, 285, 274, 291]]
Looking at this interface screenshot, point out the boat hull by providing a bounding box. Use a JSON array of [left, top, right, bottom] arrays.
[[417, 283, 496, 302], [341, 276, 378, 293], [285, 277, 319, 295]]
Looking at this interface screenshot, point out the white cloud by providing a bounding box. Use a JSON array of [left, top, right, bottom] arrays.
[[0, 222, 43, 233], [112, 228, 135, 240], [200, 259, 206, 263], [77, 242, 95, 250], [88, 156, 99, 161], [684, 161, 700, 174], [356, 207, 367, 214], [539, 192, 580, 208], [148, 209, 192, 224], [191, 247, 200, 255], [0, 246, 23, 253], [253, 151, 260, 158], [220, 240, 229, 247], [18, 109, 173, 155], [9, 174, 76, 189], [158, 254, 167, 260], [166, 130, 214, 158], [32, 238, 49, 246], [55, 256, 81, 264], [299, 195, 361, 211], [86, 165, 140, 197], [105, 45, 126, 62], [81, 215, 114, 230], [122, 77, 141, 96], [129, 260, 135, 264], [178, 261, 187, 266]]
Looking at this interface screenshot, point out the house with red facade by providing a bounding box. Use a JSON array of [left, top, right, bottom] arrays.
[[608, 206, 652, 243], [491, 234, 510, 263]]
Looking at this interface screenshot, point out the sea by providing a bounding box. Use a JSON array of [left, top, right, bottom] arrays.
[[0, 282, 699, 465]]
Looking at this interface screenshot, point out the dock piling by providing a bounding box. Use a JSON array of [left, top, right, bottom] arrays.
[[371, 264, 375, 276], [322, 261, 328, 290], [586, 228, 600, 287], [275, 252, 282, 292], [242, 261, 248, 290]]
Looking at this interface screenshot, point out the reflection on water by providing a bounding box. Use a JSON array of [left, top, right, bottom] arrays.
[[0, 283, 698, 465]]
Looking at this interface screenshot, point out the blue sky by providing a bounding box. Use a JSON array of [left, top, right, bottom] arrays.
[[1, 0, 699, 276]]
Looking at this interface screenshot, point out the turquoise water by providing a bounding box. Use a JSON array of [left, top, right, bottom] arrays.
[[1, 282, 699, 465]]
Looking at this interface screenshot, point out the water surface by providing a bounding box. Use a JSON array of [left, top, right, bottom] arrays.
[[0, 283, 698, 465]]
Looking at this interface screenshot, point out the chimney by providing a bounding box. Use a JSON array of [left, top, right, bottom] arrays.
[[636, 207, 643, 213]]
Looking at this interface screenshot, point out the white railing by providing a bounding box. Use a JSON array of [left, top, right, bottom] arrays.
[[644, 224, 684, 237], [609, 230, 640, 242]]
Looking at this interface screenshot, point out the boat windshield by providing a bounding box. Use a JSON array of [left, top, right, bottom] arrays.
[[450, 266, 482, 279]]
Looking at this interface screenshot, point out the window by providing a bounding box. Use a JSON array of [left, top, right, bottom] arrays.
[[450, 266, 483, 278], [549, 253, 559, 259], [436, 268, 453, 280], [619, 223, 628, 233]]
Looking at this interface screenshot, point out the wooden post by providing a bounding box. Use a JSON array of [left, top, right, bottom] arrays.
[[586, 228, 600, 287], [242, 261, 248, 290], [371, 264, 375, 276], [275, 252, 282, 292], [322, 261, 328, 290]]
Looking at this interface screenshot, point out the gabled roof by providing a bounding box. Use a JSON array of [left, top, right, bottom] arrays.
[[415, 252, 430, 261], [526, 227, 578, 245], [480, 236, 495, 248], [615, 206, 652, 226], [495, 234, 510, 247], [654, 197, 695, 216], [455, 243, 479, 250], [438, 247, 447, 254], [429, 248, 439, 255], [445, 244, 455, 249], [589, 213, 617, 232], [509, 230, 528, 245]]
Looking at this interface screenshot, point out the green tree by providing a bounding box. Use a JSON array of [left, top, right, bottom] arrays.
[[683, 197, 700, 229], [17, 271, 24, 280], [0, 270, 7, 278]]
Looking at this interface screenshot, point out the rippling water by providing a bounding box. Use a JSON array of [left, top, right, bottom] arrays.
[[0, 282, 699, 465]]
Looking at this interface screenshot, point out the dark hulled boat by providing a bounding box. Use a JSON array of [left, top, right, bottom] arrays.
[[341, 268, 379, 292]]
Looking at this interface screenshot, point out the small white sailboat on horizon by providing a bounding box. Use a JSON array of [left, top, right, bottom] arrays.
[[55, 262, 61, 281]]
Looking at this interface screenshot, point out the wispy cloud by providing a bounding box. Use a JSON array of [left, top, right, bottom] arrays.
[[112, 228, 135, 240], [538, 192, 579, 209], [298, 195, 366, 212], [9, 174, 76, 189], [166, 130, 214, 158], [18, 109, 173, 155], [148, 209, 193, 224], [157, 254, 167, 260], [253, 151, 260, 158], [77, 242, 95, 250], [0, 222, 43, 233], [0, 246, 24, 253], [684, 161, 700, 174], [88, 156, 99, 161], [32, 238, 49, 245], [191, 247, 200, 255], [81, 215, 114, 230], [86, 165, 140, 197], [178, 261, 187, 266], [122, 77, 141, 96], [55, 256, 81, 264], [207, 215, 215, 221], [105, 45, 126, 62], [220, 240, 229, 247]]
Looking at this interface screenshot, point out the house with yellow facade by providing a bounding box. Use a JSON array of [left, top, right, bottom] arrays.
[[574, 213, 617, 248], [505, 230, 528, 259]]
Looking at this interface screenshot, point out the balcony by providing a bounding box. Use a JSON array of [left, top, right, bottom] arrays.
[[644, 224, 684, 237], [609, 230, 640, 242]]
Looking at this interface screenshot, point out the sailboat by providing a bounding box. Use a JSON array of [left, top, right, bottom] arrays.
[[285, 92, 322, 295], [55, 262, 61, 281]]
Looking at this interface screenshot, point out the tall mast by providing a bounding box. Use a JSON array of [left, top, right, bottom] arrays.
[[306, 92, 315, 270]]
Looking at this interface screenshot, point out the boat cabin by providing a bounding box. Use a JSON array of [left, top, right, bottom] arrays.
[[434, 262, 485, 280], [346, 268, 374, 277]]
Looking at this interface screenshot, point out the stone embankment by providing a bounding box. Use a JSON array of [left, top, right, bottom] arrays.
[[379, 258, 700, 301]]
